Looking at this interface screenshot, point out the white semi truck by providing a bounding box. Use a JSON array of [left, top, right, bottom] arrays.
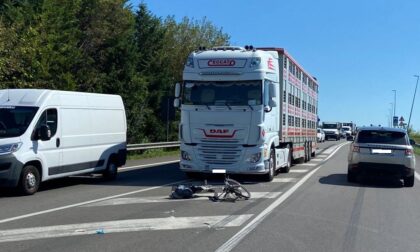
[[174, 46, 319, 181]]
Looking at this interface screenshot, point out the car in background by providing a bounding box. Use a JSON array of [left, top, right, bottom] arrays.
[[317, 128, 325, 142], [347, 127, 415, 187]]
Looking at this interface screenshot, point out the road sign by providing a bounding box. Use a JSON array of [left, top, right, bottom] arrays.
[[400, 116, 405, 122], [393, 116, 398, 127]]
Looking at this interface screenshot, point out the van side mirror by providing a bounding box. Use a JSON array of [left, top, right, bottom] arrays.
[[39, 125, 51, 141]]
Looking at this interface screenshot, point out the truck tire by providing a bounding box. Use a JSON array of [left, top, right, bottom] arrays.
[[103, 158, 118, 180], [311, 142, 316, 157], [336, 136, 339, 141], [404, 175, 414, 187], [263, 149, 275, 182], [18, 165, 40, 195], [304, 142, 309, 162]]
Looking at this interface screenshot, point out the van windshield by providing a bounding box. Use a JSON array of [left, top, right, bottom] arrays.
[[0, 106, 39, 138]]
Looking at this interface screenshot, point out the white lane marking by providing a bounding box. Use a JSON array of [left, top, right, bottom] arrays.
[[289, 169, 309, 173], [415, 171, 420, 181], [0, 215, 253, 243], [216, 141, 349, 252], [0, 179, 189, 224], [310, 158, 324, 162], [82, 192, 283, 207], [119, 160, 179, 172], [300, 163, 317, 166], [273, 178, 298, 183]]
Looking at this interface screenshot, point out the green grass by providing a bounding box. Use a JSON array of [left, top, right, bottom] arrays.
[[127, 148, 179, 160], [409, 133, 420, 155]]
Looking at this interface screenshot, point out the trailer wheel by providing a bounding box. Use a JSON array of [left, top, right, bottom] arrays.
[[18, 165, 40, 195], [263, 149, 275, 182]]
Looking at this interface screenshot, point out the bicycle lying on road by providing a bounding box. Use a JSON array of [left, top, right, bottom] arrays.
[[170, 176, 251, 202]]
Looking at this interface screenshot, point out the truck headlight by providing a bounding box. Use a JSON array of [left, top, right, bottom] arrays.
[[181, 151, 192, 161], [0, 142, 22, 155], [246, 152, 261, 163]]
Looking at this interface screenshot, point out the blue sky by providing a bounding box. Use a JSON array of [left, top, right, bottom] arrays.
[[130, 0, 420, 130]]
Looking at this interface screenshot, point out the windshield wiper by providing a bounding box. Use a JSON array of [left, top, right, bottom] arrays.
[[247, 104, 254, 111], [225, 102, 232, 110]]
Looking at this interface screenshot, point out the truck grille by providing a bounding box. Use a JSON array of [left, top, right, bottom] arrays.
[[197, 140, 242, 165]]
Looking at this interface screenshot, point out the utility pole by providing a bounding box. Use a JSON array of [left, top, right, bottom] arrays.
[[407, 75, 419, 131], [392, 89, 396, 127]]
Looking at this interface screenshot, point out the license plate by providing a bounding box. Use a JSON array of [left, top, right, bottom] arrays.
[[212, 169, 226, 174], [371, 149, 392, 154]]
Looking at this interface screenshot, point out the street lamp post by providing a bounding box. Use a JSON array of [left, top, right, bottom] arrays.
[[392, 89, 396, 127], [407, 75, 420, 131]]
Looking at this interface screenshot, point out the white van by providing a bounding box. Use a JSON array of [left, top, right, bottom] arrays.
[[0, 89, 127, 195]]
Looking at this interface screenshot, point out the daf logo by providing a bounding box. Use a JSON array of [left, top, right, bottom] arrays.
[[210, 129, 229, 134]]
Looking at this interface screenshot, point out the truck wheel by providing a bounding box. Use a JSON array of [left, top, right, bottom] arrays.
[[404, 175, 414, 187], [103, 159, 118, 180], [304, 143, 308, 162], [280, 146, 291, 173], [19, 165, 40, 195], [336, 136, 339, 141], [263, 149, 275, 181], [311, 143, 316, 157]]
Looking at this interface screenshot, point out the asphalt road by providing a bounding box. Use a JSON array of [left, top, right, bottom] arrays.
[[1, 139, 419, 252]]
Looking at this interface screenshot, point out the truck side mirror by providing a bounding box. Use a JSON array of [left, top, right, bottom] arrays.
[[409, 139, 416, 146], [174, 98, 180, 108], [39, 124, 51, 141], [175, 83, 181, 98], [269, 99, 277, 108]]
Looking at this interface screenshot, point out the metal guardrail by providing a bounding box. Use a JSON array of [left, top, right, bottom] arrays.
[[127, 141, 180, 151]]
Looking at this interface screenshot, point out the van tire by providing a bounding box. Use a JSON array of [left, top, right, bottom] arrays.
[[103, 159, 118, 180], [19, 165, 40, 195]]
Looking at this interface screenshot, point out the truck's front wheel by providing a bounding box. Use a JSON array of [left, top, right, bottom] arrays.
[[263, 149, 275, 182]]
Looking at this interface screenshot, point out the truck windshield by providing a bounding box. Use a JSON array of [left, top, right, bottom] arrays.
[[323, 124, 337, 129], [182, 80, 262, 106], [0, 106, 39, 138]]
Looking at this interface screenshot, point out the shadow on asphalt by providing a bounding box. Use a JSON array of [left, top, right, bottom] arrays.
[[0, 163, 261, 197], [319, 173, 404, 188]]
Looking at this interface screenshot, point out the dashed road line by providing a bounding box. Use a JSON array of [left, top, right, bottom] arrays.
[[310, 158, 324, 162], [299, 163, 317, 166], [273, 178, 298, 183], [0, 215, 253, 243], [289, 169, 309, 173]]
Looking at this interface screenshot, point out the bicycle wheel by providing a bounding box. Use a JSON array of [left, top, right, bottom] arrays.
[[225, 178, 251, 200]]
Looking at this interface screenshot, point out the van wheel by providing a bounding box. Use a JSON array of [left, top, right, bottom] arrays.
[[103, 160, 118, 180], [263, 149, 275, 182], [19, 165, 40, 195]]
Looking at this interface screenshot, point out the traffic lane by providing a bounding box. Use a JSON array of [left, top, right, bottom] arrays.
[[0, 159, 182, 222], [0, 145, 344, 251], [232, 145, 420, 252]]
